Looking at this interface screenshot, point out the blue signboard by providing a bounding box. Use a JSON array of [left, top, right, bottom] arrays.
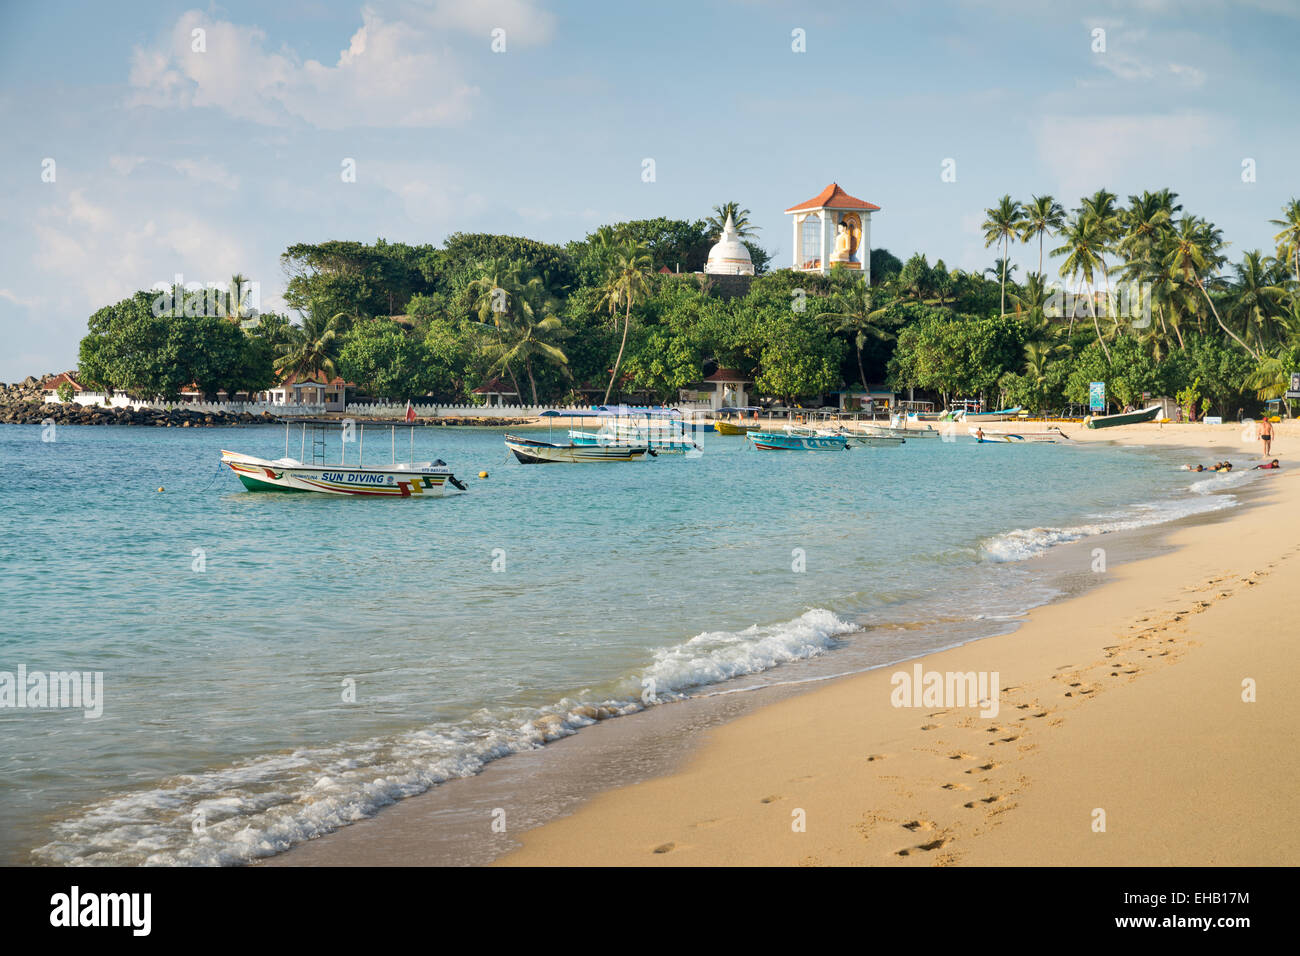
[[1089, 381, 1105, 412]]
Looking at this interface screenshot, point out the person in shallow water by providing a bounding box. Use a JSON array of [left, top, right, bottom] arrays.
[[1180, 464, 1207, 472], [1254, 459, 1281, 470]]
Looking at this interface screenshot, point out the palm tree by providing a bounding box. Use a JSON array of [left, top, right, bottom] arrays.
[[479, 305, 569, 405], [984, 258, 1019, 286], [1053, 212, 1111, 360], [465, 258, 532, 398], [1269, 198, 1300, 286], [1163, 215, 1257, 358], [226, 273, 250, 324], [1022, 341, 1055, 413], [814, 285, 894, 389], [982, 195, 1024, 316], [1227, 251, 1289, 353], [598, 240, 653, 404], [1081, 189, 1121, 316], [706, 202, 759, 239], [274, 311, 343, 383], [1009, 272, 1056, 343], [1020, 195, 1066, 277]]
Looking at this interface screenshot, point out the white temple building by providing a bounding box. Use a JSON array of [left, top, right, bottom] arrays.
[[784, 183, 879, 282], [704, 212, 755, 276]]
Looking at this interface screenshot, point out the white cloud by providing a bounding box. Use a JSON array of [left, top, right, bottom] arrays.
[[127, 8, 486, 129], [414, 0, 557, 47], [365, 160, 488, 229], [1168, 62, 1207, 87], [172, 159, 241, 191], [0, 289, 43, 308], [1035, 112, 1216, 202], [32, 188, 251, 313]]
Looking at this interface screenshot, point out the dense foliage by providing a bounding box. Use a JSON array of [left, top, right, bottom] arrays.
[[73, 192, 1300, 416]]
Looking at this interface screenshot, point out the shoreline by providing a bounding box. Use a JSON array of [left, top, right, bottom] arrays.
[[495, 436, 1297, 865], [262, 423, 1293, 866]]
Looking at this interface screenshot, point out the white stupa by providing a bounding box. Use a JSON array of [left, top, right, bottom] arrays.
[[704, 212, 755, 276]]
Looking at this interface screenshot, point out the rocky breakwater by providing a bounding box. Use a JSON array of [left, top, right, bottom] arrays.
[[0, 382, 274, 427]]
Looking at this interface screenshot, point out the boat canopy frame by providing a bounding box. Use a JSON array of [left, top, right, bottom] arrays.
[[274, 417, 443, 469]]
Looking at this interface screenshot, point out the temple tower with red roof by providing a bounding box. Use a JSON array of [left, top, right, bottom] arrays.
[[784, 183, 880, 281]]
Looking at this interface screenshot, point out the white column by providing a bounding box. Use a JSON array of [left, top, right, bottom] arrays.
[[792, 215, 799, 270], [819, 211, 827, 275], [863, 212, 872, 286]]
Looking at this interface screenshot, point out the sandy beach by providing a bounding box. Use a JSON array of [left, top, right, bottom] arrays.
[[495, 421, 1299, 866]]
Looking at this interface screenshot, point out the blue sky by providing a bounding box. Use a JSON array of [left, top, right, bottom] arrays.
[[2, 0, 1298, 382]]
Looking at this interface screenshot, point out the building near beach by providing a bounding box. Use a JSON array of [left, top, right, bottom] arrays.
[[785, 183, 879, 281]]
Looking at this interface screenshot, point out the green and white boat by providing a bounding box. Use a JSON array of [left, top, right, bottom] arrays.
[[1084, 405, 1162, 429], [223, 419, 467, 496]]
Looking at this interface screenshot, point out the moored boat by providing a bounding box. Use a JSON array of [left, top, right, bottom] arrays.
[[711, 406, 764, 435], [1084, 405, 1162, 429], [504, 434, 650, 463], [749, 428, 849, 451], [968, 426, 1066, 443], [222, 419, 466, 496]]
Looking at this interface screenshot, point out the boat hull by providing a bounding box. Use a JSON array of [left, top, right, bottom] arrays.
[[842, 434, 905, 447], [505, 435, 648, 463], [749, 432, 848, 451], [1084, 405, 1162, 429], [222, 452, 465, 496], [713, 420, 757, 435]]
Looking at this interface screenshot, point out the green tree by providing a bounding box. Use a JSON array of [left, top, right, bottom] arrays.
[[598, 240, 653, 404], [705, 202, 759, 239], [1020, 195, 1066, 277], [1269, 197, 1300, 285], [982, 195, 1024, 316], [815, 285, 894, 388]]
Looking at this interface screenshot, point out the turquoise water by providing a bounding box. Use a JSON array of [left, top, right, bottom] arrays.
[[0, 422, 1250, 864]]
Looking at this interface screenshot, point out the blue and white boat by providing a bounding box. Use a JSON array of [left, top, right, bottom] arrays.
[[569, 408, 702, 454], [748, 427, 849, 452]]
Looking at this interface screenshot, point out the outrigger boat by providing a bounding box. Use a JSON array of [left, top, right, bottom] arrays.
[[222, 419, 467, 496], [505, 408, 654, 463], [1084, 405, 1162, 429]]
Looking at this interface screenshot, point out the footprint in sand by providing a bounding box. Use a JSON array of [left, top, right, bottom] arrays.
[[901, 819, 935, 832], [941, 782, 972, 791], [866, 754, 889, 763], [653, 842, 675, 854], [967, 761, 1000, 774], [760, 795, 781, 804], [920, 724, 940, 731], [948, 751, 975, 760], [896, 837, 950, 856]]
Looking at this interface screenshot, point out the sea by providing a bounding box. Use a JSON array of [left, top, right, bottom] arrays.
[[0, 421, 1262, 865]]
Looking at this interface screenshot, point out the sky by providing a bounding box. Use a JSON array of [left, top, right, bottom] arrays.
[[1, 0, 1298, 382]]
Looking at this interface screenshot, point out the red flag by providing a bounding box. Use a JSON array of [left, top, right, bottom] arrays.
[[405, 400, 416, 423]]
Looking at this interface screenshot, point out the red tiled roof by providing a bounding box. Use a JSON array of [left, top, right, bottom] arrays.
[[472, 377, 518, 394], [703, 368, 752, 383], [42, 371, 85, 391], [784, 182, 880, 213]]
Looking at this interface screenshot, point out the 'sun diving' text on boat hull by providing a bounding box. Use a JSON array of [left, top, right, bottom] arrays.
[[222, 451, 466, 496]]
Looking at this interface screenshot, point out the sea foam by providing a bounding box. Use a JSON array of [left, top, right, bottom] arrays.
[[31, 608, 856, 867], [980, 493, 1238, 563]]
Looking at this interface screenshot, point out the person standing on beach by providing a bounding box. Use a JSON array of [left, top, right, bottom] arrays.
[[1258, 416, 1275, 456]]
